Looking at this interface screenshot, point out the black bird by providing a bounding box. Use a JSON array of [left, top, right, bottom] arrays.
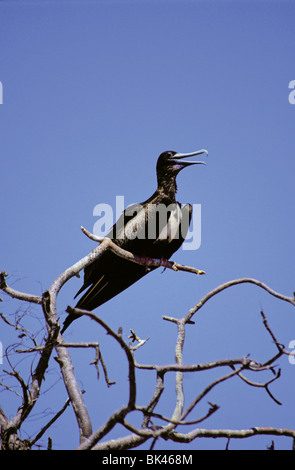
[[61, 149, 207, 333]]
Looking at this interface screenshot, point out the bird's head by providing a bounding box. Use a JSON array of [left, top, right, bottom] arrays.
[[156, 149, 208, 180]]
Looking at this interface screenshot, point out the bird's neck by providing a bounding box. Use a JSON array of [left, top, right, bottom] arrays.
[[157, 175, 177, 201]]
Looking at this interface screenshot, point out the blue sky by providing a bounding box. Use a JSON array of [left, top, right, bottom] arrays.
[[0, 0, 295, 450]]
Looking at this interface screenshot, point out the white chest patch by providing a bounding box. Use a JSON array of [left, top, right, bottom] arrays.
[[157, 203, 182, 241]]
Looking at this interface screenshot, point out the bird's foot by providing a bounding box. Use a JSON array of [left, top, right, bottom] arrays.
[[160, 258, 169, 273], [139, 257, 153, 272]]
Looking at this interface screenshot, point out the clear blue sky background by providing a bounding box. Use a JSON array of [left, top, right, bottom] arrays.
[[0, 0, 295, 450]]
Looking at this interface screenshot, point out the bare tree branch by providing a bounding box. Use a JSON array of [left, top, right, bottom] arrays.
[[185, 278, 295, 324], [0, 271, 42, 305], [1, 234, 295, 450], [170, 426, 295, 444], [30, 398, 71, 447], [80, 227, 206, 275]]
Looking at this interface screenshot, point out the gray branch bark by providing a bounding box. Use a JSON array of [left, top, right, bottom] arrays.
[[1, 232, 295, 450]]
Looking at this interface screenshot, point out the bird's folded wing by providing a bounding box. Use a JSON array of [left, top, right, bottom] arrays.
[[74, 250, 153, 311]]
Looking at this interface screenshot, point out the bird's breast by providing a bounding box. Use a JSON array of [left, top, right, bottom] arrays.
[[157, 203, 182, 242]]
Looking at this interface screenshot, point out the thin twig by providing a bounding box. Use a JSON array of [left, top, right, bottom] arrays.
[[30, 398, 71, 447], [137, 401, 219, 426]]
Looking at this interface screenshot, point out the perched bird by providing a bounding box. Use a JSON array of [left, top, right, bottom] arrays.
[[61, 149, 207, 333]]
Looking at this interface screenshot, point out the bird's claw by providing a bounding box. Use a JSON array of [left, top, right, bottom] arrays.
[[140, 257, 153, 272], [160, 258, 169, 273]]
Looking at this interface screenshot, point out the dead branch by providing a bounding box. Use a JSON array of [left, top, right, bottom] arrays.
[[1, 231, 295, 450], [80, 226, 206, 275], [184, 278, 295, 324], [169, 426, 295, 444], [0, 271, 42, 305], [30, 398, 71, 447], [66, 306, 136, 408]]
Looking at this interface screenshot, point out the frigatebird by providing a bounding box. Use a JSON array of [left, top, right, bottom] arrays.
[[61, 149, 207, 333]]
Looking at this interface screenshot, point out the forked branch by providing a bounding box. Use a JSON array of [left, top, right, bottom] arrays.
[[1, 228, 295, 450]]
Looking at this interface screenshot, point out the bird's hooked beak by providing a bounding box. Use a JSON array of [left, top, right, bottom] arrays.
[[171, 149, 208, 167]]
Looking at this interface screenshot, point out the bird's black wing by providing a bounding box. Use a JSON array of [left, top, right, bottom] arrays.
[[75, 250, 152, 310], [73, 201, 148, 305], [60, 205, 155, 333], [61, 203, 192, 333], [61, 251, 155, 333], [73, 202, 190, 311]]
